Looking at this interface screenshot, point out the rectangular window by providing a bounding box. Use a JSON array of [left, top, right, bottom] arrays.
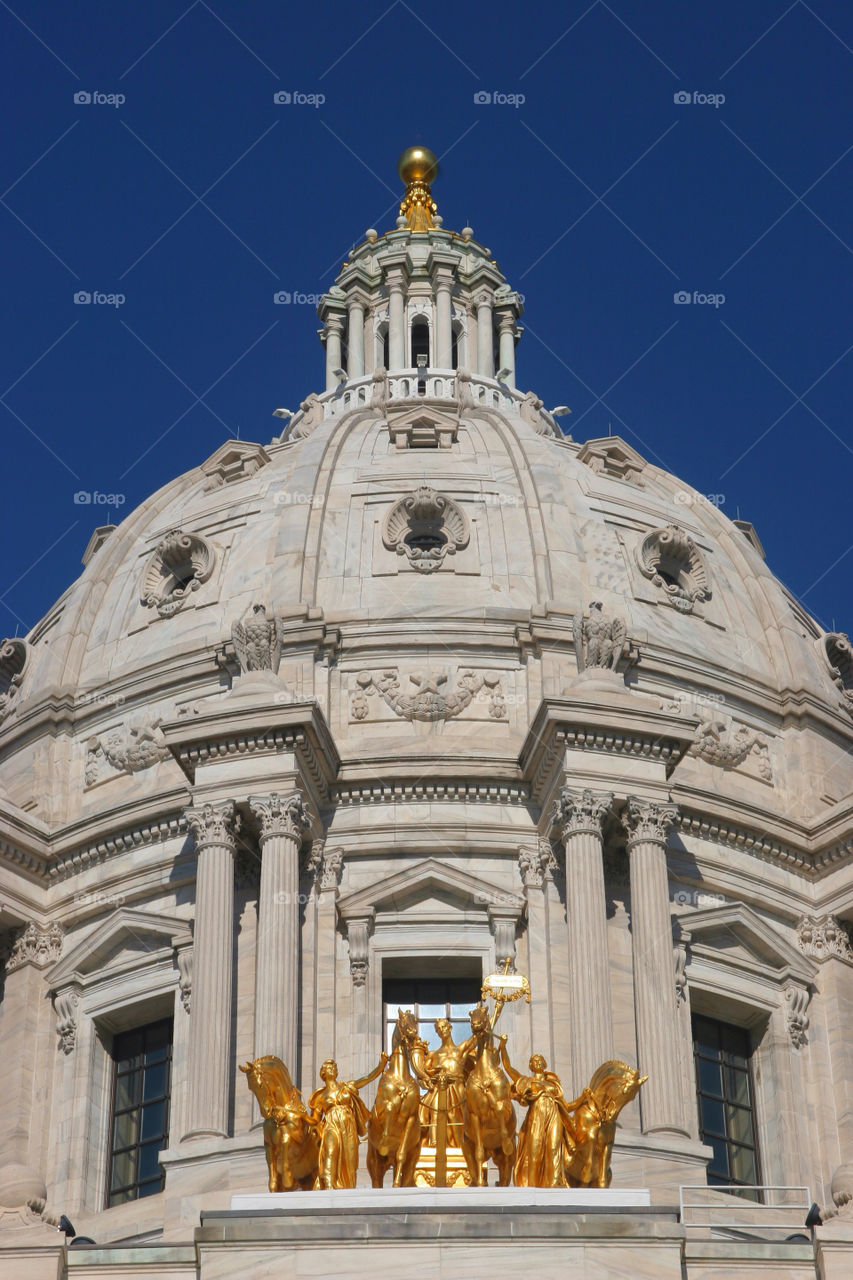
[[383, 976, 482, 1053], [692, 1013, 760, 1197], [107, 1017, 173, 1206]]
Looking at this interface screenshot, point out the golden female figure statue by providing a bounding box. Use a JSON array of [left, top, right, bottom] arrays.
[[309, 1056, 387, 1189], [367, 1010, 424, 1188], [239, 1056, 320, 1191], [462, 1003, 516, 1186], [498, 1040, 574, 1187], [414, 1017, 471, 1149]]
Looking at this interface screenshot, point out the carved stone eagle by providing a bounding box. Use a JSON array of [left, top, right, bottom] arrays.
[[232, 604, 281, 675]]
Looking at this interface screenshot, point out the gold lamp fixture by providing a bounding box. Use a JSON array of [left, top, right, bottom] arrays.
[[397, 146, 439, 232]]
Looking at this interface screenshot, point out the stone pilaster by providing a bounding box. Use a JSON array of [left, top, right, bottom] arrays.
[[519, 841, 555, 1062], [623, 796, 688, 1136], [249, 793, 311, 1071], [182, 800, 239, 1141], [553, 787, 614, 1095]]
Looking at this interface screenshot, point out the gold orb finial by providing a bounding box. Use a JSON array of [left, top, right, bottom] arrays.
[[397, 146, 439, 186], [397, 147, 439, 232]]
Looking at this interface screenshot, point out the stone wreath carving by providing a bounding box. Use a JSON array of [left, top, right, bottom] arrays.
[[820, 632, 853, 714], [141, 529, 215, 617], [351, 669, 506, 724], [688, 710, 772, 782], [0, 637, 27, 725], [382, 486, 469, 573], [636, 524, 709, 613], [85, 716, 170, 786]]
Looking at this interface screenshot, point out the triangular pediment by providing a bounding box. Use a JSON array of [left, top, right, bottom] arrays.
[[577, 436, 647, 483], [684, 902, 816, 985], [48, 908, 192, 990], [338, 858, 523, 922], [386, 404, 458, 431], [200, 439, 271, 489]]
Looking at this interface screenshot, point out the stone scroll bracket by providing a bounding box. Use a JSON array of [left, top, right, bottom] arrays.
[[343, 913, 373, 988]]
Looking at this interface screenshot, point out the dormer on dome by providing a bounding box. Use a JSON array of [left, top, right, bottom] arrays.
[[199, 439, 271, 491], [316, 147, 524, 392]]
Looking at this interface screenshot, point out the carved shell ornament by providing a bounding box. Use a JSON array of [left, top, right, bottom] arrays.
[[382, 485, 469, 573], [636, 524, 709, 614], [820, 632, 853, 714], [141, 530, 215, 617]]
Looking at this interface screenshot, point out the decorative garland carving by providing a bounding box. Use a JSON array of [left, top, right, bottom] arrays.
[[687, 711, 773, 782], [382, 486, 469, 573], [636, 524, 709, 613], [0, 638, 27, 725], [141, 529, 215, 617], [797, 914, 853, 962], [85, 716, 170, 786], [352, 668, 506, 724], [6, 921, 63, 972]]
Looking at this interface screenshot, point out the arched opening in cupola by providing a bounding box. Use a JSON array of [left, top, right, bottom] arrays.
[[411, 319, 430, 368]]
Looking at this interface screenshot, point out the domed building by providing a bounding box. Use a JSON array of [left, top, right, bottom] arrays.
[[2, 147, 853, 1278]]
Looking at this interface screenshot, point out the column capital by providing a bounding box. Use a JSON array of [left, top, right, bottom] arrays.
[[552, 787, 613, 836], [184, 799, 240, 853], [623, 796, 678, 848], [5, 920, 63, 972], [249, 792, 311, 845]]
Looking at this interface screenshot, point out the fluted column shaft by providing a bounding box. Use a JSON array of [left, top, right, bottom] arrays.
[[183, 801, 238, 1140], [325, 316, 344, 390], [435, 277, 453, 367], [250, 793, 311, 1073], [388, 274, 406, 370], [476, 296, 493, 377], [347, 301, 365, 378], [497, 314, 516, 386], [554, 788, 614, 1095], [624, 797, 687, 1135]]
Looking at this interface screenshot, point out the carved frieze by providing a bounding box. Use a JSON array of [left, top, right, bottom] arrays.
[[85, 716, 170, 786], [0, 637, 27, 725], [636, 524, 709, 614], [6, 921, 63, 972], [382, 486, 469, 573], [141, 529, 215, 617], [797, 914, 853, 962], [687, 711, 773, 782], [352, 668, 507, 724]]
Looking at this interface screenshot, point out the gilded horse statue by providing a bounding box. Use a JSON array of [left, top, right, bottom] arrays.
[[563, 1060, 647, 1188], [463, 1003, 516, 1186], [240, 1055, 320, 1191], [367, 1008, 424, 1187]]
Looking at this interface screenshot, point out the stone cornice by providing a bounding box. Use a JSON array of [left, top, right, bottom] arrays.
[[161, 699, 339, 806], [520, 695, 697, 807], [335, 778, 530, 806]]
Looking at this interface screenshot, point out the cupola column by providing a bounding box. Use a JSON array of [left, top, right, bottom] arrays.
[[476, 293, 494, 377], [497, 313, 517, 386], [324, 315, 344, 391], [346, 299, 365, 379], [182, 800, 239, 1140], [623, 797, 689, 1136], [427, 254, 457, 369], [249, 793, 310, 1074], [384, 261, 409, 371], [553, 788, 614, 1095]]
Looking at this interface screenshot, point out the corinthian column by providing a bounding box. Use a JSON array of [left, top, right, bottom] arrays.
[[182, 800, 239, 1140], [249, 793, 311, 1073], [623, 797, 688, 1135], [553, 787, 614, 1095]]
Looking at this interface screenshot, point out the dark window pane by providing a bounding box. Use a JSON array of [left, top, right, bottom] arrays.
[[697, 1054, 723, 1097], [726, 1065, 751, 1108], [698, 1096, 726, 1138], [108, 1019, 172, 1206], [727, 1103, 756, 1148], [114, 1072, 137, 1112], [730, 1143, 758, 1185], [113, 1109, 139, 1151], [110, 1148, 135, 1191], [140, 1101, 166, 1142], [138, 1142, 163, 1183], [143, 1062, 167, 1102], [707, 1136, 729, 1179]]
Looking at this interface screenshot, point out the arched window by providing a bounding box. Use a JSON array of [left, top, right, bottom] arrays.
[[451, 323, 460, 370], [411, 319, 430, 368], [376, 322, 389, 370]]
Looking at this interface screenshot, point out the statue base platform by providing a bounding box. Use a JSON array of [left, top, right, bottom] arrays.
[[230, 1185, 651, 1211]]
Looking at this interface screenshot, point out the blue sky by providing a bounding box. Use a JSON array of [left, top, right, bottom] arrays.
[[2, 0, 852, 635]]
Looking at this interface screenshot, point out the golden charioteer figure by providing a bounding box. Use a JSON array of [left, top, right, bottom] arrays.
[[241, 963, 646, 1191]]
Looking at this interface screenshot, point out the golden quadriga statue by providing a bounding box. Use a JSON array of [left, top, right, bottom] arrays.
[[240, 1056, 320, 1192], [366, 1009, 424, 1188]]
